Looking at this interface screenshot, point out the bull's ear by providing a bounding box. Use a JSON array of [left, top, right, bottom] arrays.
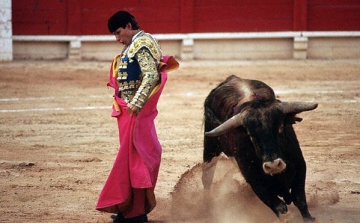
[[205, 113, 244, 137], [280, 102, 318, 114]]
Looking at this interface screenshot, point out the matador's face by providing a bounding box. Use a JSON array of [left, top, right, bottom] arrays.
[[113, 23, 133, 46]]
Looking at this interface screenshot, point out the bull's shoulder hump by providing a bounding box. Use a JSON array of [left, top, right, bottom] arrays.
[[214, 76, 275, 101], [247, 79, 275, 98], [243, 79, 270, 88], [235, 79, 275, 102], [225, 75, 242, 82]]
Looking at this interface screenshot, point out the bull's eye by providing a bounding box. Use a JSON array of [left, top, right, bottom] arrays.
[[278, 124, 284, 133]]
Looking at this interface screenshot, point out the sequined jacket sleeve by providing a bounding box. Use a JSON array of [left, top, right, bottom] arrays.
[[130, 47, 160, 109]]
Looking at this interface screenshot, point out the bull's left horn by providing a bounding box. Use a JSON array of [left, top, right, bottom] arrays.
[[205, 113, 244, 137], [280, 102, 318, 114]]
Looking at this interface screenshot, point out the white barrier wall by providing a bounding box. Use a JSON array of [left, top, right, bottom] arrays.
[[11, 32, 360, 61], [0, 0, 12, 61]]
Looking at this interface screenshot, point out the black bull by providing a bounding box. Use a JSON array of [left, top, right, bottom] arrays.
[[203, 75, 317, 222]]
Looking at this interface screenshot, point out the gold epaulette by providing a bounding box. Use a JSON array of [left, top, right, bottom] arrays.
[[128, 33, 161, 61]]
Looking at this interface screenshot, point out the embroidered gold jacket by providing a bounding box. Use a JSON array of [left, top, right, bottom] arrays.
[[117, 31, 162, 109]]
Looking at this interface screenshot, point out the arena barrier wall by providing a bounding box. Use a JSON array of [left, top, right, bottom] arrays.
[[12, 32, 360, 61]]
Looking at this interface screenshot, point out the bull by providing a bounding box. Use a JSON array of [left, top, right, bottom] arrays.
[[203, 75, 317, 222]]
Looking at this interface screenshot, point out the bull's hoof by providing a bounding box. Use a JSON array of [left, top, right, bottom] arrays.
[[304, 216, 316, 222], [301, 211, 316, 222], [275, 202, 288, 215]]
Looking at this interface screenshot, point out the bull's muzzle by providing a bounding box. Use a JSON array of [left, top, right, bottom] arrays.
[[263, 158, 286, 175]]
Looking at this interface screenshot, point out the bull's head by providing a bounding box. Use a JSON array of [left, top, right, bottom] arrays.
[[205, 101, 318, 175]]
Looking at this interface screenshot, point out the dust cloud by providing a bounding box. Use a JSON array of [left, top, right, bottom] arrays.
[[170, 156, 340, 223]]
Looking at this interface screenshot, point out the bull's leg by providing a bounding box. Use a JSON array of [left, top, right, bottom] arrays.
[[202, 127, 221, 214], [201, 158, 217, 190], [291, 160, 315, 222], [201, 158, 217, 217], [282, 125, 315, 222], [292, 183, 315, 222], [202, 136, 221, 190], [249, 182, 288, 218], [202, 117, 222, 189], [267, 195, 288, 217]]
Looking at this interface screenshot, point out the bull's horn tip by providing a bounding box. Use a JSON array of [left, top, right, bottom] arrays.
[[204, 132, 214, 137]]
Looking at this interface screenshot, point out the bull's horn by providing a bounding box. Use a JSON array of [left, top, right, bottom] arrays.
[[280, 102, 318, 114], [205, 113, 244, 137]]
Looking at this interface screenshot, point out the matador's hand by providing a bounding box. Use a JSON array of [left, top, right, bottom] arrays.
[[127, 103, 139, 116]]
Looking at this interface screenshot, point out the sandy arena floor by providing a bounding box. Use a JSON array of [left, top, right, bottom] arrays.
[[0, 59, 359, 223]]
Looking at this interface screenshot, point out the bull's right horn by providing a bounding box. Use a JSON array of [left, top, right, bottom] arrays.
[[205, 113, 244, 137], [280, 101, 318, 114]]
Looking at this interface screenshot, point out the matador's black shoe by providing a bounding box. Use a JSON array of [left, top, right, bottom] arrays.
[[111, 213, 148, 223], [111, 214, 124, 223]]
